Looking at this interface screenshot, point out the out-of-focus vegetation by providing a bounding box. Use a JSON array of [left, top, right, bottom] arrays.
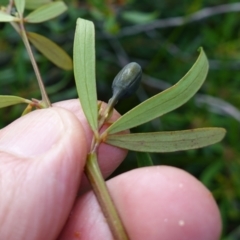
[[0, 0, 240, 238]]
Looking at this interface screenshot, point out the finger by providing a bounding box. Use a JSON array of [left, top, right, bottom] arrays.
[[0, 108, 87, 240], [53, 99, 128, 188], [58, 166, 221, 240]]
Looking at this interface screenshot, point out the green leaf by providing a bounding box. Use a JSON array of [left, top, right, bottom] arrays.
[[122, 11, 158, 24], [136, 152, 154, 167], [73, 18, 98, 133], [27, 32, 73, 70], [200, 161, 223, 187], [106, 48, 208, 134], [14, 0, 25, 15], [21, 104, 33, 116], [24, 1, 67, 23], [0, 11, 18, 22], [0, 95, 31, 108], [105, 128, 226, 152], [25, 0, 52, 10]]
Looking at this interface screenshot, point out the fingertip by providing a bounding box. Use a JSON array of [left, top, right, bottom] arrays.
[[0, 108, 88, 240], [60, 166, 221, 240], [109, 166, 221, 240]]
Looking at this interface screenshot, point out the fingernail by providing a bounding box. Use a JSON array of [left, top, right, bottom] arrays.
[[0, 109, 63, 157]]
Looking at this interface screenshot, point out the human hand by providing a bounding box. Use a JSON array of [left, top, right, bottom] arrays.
[[0, 99, 221, 240]]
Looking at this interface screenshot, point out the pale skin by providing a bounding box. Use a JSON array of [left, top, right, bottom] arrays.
[[0, 99, 221, 240]]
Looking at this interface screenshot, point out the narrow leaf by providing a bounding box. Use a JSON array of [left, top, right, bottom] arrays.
[[0, 95, 31, 108], [73, 18, 98, 132], [27, 32, 73, 70], [24, 1, 67, 23], [14, 0, 25, 15], [21, 104, 33, 116], [107, 48, 208, 134], [0, 11, 18, 22], [136, 152, 154, 167], [122, 11, 158, 24], [25, 0, 52, 10], [105, 128, 226, 152]]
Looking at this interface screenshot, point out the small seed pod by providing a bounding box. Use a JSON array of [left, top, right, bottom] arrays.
[[104, 62, 142, 120], [110, 62, 142, 106]]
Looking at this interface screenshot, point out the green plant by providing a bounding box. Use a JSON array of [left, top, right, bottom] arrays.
[[0, 1, 226, 239], [0, 0, 71, 109]]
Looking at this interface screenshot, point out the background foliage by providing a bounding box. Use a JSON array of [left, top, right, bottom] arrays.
[[0, 0, 240, 239]]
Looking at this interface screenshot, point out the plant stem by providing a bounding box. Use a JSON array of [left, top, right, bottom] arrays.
[[18, 20, 51, 107], [85, 152, 129, 240]]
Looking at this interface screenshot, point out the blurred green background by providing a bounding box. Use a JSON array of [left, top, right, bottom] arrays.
[[0, 0, 240, 239]]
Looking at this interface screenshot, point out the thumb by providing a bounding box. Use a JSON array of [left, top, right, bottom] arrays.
[[0, 108, 87, 240]]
